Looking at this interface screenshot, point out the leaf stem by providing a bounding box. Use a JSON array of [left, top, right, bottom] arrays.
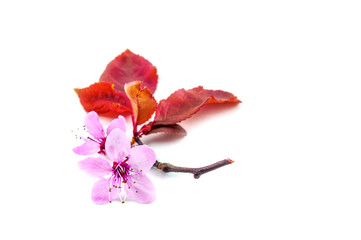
[[134, 137, 234, 179]]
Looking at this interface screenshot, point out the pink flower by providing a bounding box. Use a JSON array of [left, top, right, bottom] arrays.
[[79, 129, 156, 204], [73, 111, 126, 155]]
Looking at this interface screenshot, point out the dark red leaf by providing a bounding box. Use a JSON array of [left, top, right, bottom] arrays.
[[74, 82, 132, 117], [153, 86, 241, 125], [99, 49, 158, 94], [140, 124, 187, 136]]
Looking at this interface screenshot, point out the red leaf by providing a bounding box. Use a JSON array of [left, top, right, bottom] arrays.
[[124, 81, 157, 126], [153, 86, 241, 125], [74, 82, 132, 117], [99, 49, 158, 94], [140, 124, 187, 136]]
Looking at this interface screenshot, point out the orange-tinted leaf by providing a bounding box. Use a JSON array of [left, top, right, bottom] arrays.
[[153, 86, 241, 125], [140, 124, 187, 136], [100, 49, 158, 94], [74, 82, 132, 117], [124, 81, 157, 126]]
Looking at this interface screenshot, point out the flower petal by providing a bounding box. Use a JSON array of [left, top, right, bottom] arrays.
[[85, 111, 105, 140], [73, 140, 100, 155], [106, 115, 127, 135], [91, 178, 118, 204], [128, 145, 156, 172], [126, 173, 156, 204], [78, 157, 112, 178], [105, 129, 130, 162]]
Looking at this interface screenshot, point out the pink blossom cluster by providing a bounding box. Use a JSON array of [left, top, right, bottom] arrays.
[[74, 111, 156, 204]]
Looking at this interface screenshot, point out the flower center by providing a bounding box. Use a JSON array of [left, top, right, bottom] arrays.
[[108, 157, 138, 203], [98, 138, 106, 154], [112, 159, 131, 182]]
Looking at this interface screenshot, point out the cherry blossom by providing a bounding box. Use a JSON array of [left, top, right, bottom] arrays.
[[79, 129, 156, 204], [73, 111, 126, 155]]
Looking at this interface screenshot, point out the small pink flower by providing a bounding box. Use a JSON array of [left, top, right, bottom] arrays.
[[79, 129, 156, 204], [73, 111, 126, 155]]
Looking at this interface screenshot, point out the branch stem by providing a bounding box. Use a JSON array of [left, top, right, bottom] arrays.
[[134, 137, 234, 179]]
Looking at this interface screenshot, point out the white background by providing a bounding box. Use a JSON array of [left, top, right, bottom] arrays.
[[1, 1, 360, 239]]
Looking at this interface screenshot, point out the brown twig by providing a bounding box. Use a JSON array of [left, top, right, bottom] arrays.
[[134, 137, 234, 179]]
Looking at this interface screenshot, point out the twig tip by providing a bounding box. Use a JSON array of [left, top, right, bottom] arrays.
[[227, 158, 235, 164]]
